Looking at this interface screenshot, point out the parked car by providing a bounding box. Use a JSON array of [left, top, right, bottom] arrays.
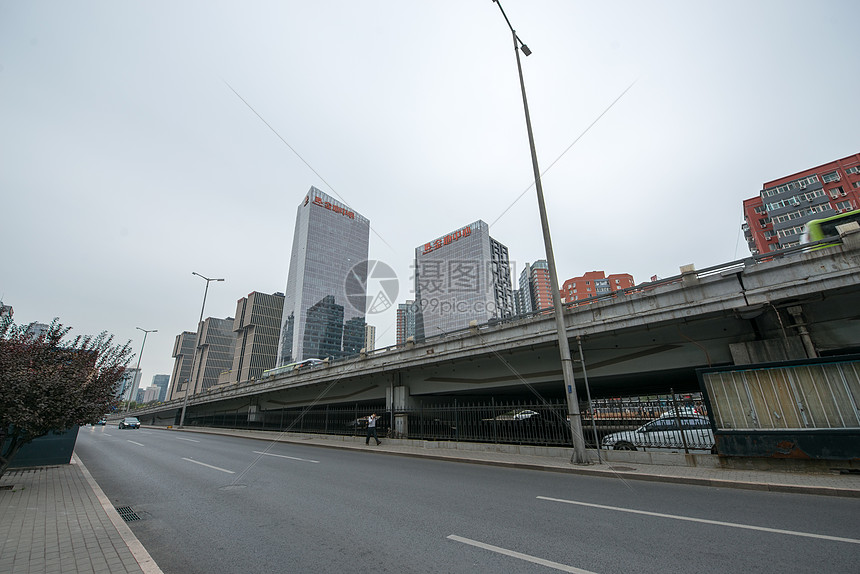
[[96, 418, 107, 425], [660, 406, 704, 417], [118, 417, 141, 430], [601, 414, 714, 453], [485, 409, 540, 421]]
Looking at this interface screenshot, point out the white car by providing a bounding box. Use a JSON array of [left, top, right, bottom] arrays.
[[601, 414, 715, 453]]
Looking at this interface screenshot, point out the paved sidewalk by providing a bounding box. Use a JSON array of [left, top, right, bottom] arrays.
[[2, 429, 858, 574], [0, 455, 162, 574]]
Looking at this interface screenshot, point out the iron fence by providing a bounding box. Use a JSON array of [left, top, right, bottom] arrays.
[[181, 392, 714, 452]]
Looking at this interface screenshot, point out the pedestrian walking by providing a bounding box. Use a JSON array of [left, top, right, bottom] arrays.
[[366, 413, 381, 445]]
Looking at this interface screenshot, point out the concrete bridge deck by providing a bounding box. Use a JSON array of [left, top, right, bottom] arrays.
[[136, 228, 860, 422]]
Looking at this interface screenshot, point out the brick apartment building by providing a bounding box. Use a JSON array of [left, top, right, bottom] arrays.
[[743, 153, 860, 255], [560, 271, 635, 304]]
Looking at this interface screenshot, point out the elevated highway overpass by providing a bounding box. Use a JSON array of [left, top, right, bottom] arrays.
[[135, 228, 860, 427]]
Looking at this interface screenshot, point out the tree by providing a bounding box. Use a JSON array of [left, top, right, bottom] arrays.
[[0, 316, 132, 477]]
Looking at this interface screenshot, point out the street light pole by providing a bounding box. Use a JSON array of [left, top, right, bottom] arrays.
[[179, 272, 224, 427], [127, 327, 157, 413], [492, 0, 589, 463]]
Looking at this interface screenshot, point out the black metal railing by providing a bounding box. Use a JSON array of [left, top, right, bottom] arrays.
[[180, 392, 714, 452]]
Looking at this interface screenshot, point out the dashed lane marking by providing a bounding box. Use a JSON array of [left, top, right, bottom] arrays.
[[181, 458, 235, 474], [447, 535, 597, 573], [252, 451, 319, 464], [537, 496, 860, 545]]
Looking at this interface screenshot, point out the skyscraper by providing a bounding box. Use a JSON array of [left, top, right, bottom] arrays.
[[227, 291, 284, 383], [396, 300, 417, 345], [529, 261, 552, 311], [188, 317, 235, 395], [515, 263, 533, 315], [277, 187, 370, 365], [364, 324, 376, 352], [414, 219, 513, 338], [117, 368, 141, 404], [168, 331, 196, 401], [516, 260, 552, 314], [150, 374, 169, 402]]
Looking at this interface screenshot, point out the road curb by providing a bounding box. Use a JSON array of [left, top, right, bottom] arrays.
[[73, 454, 165, 573]]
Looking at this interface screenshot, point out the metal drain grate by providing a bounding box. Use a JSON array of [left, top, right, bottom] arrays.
[[114, 505, 141, 522]]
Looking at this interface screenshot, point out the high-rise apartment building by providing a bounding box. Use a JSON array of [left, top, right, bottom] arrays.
[[530, 261, 552, 311], [226, 291, 284, 384], [396, 300, 417, 345], [743, 153, 860, 254], [364, 324, 376, 352], [516, 260, 552, 314], [150, 374, 169, 402], [168, 331, 196, 401], [414, 220, 513, 338], [277, 187, 371, 365], [561, 271, 634, 304], [188, 317, 235, 395], [515, 263, 533, 315]]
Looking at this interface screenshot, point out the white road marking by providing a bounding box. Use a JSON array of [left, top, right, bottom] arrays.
[[182, 457, 235, 474], [252, 451, 319, 464], [447, 535, 596, 573], [175, 437, 201, 443], [537, 496, 860, 545], [127, 440, 145, 447]]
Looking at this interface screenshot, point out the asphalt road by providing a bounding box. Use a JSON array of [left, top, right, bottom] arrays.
[[75, 426, 860, 574]]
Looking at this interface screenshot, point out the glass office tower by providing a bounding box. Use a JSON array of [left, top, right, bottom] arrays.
[[277, 187, 370, 365], [414, 219, 513, 339]]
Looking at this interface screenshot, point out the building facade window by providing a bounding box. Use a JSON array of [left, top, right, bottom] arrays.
[[822, 171, 840, 183], [777, 225, 805, 238], [761, 175, 819, 198]]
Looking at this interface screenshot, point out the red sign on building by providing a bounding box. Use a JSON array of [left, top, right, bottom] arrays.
[[305, 194, 355, 219], [422, 225, 472, 255]]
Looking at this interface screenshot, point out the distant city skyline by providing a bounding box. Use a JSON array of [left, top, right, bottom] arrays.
[[4, 2, 858, 385]]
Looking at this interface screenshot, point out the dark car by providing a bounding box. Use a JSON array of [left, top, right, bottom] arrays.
[[118, 417, 140, 429]]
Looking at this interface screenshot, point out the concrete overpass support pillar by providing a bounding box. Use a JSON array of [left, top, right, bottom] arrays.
[[387, 385, 412, 438], [787, 305, 818, 359]]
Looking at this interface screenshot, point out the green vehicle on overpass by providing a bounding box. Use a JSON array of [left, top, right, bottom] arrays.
[[801, 208, 860, 249]]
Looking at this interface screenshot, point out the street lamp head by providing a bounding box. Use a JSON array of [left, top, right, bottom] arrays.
[[520, 43, 532, 56], [192, 271, 226, 282]]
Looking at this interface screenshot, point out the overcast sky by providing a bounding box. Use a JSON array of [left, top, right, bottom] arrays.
[[2, 1, 858, 389]]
